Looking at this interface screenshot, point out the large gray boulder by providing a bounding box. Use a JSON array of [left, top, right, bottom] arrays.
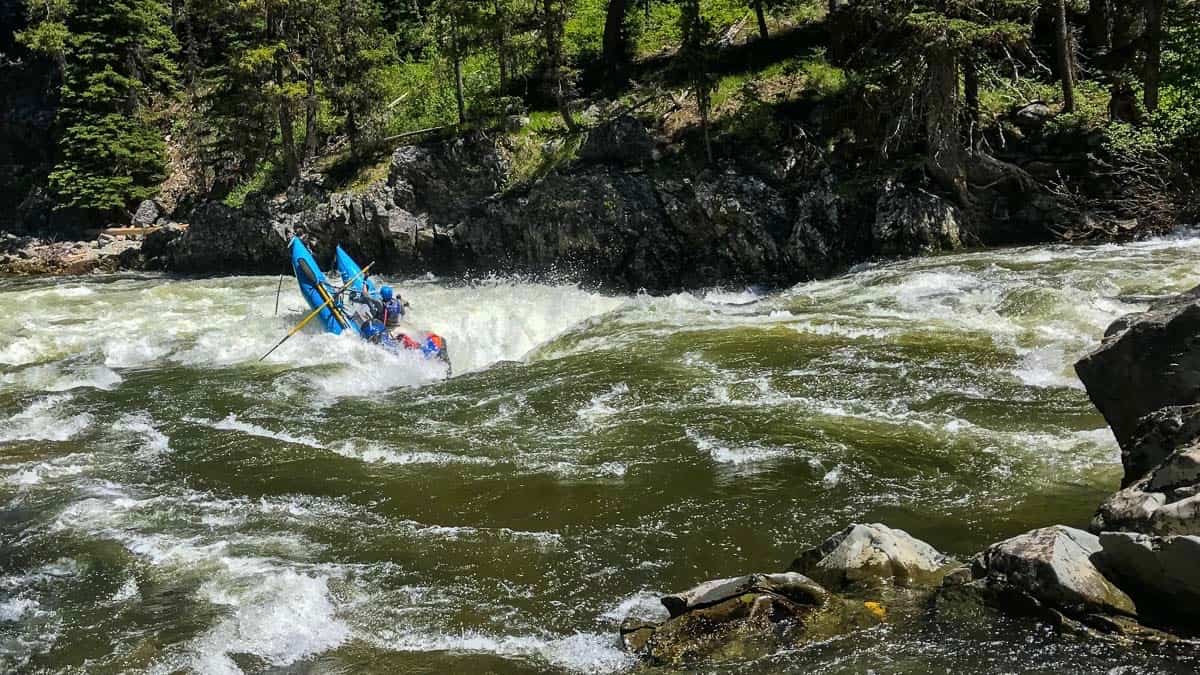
[[790, 523, 952, 589], [1121, 405, 1200, 486], [1075, 287, 1200, 466], [961, 525, 1136, 617], [1098, 532, 1200, 620], [873, 181, 962, 256]]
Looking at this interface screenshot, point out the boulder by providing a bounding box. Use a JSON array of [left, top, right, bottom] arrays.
[[132, 199, 163, 227], [873, 181, 962, 256], [1013, 102, 1053, 130], [962, 525, 1136, 617], [1075, 287, 1200, 463], [1121, 405, 1200, 486], [579, 115, 654, 166], [1093, 440, 1200, 536], [1098, 532, 1200, 621], [790, 523, 952, 589], [624, 571, 882, 666], [96, 239, 141, 272]]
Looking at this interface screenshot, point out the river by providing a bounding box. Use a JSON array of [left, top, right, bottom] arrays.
[[3, 235, 1200, 673]]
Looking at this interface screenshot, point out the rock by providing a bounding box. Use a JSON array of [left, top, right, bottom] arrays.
[[790, 523, 952, 589], [1093, 440, 1200, 535], [661, 572, 829, 618], [140, 224, 186, 269], [1075, 287, 1200, 469], [503, 114, 529, 132], [966, 525, 1136, 617], [1097, 532, 1200, 621], [1122, 405, 1200, 487], [873, 181, 962, 256], [96, 239, 142, 272], [625, 571, 880, 667], [1013, 102, 1053, 130], [579, 115, 654, 166], [132, 199, 163, 227]]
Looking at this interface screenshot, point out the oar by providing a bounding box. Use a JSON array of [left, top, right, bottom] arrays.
[[259, 263, 374, 362], [273, 274, 284, 316]]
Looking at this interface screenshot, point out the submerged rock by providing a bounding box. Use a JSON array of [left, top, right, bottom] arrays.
[[953, 525, 1136, 618], [790, 523, 952, 590]]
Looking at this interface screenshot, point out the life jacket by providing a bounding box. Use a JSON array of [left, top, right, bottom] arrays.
[[381, 298, 405, 326]]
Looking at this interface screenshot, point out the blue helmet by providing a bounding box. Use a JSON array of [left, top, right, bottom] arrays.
[[380, 286, 394, 301]]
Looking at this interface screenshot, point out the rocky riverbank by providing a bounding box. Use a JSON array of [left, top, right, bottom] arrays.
[[621, 285, 1200, 667], [46, 111, 1103, 293]]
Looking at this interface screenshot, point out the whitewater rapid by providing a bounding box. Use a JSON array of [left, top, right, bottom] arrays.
[[3, 233, 1200, 674]]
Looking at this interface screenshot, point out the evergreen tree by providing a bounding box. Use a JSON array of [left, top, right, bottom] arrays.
[[20, 0, 178, 217]]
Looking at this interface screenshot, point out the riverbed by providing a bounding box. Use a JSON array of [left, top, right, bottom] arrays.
[[3, 235, 1200, 673]]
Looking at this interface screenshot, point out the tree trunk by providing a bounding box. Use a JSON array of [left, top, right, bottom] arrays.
[[452, 17, 467, 125], [1143, 0, 1163, 112], [753, 0, 769, 40], [925, 48, 968, 206], [1056, 0, 1077, 113], [602, 0, 629, 91], [304, 68, 319, 161], [1086, 0, 1112, 52], [964, 57, 980, 144], [495, 0, 509, 91], [270, 10, 300, 183]]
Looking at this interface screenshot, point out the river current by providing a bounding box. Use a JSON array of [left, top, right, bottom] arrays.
[[3, 235, 1200, 673]]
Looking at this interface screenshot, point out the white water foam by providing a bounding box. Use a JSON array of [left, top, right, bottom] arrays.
[[0, 395, 93, 443]]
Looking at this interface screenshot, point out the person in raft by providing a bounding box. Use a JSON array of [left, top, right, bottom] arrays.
[[351, 285, 409, 329]]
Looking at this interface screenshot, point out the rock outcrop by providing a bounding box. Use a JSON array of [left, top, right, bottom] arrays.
[[161, 128, 965, 291]]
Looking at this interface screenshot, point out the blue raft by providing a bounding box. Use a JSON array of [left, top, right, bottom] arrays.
[[290, 237, 357, 336], [288, 238, 449, 365]]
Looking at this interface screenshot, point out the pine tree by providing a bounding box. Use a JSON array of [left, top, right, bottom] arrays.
[[20, 0, 178, 217]]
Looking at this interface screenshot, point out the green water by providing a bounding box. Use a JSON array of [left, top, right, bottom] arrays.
[[3, 235, 1200, 674]]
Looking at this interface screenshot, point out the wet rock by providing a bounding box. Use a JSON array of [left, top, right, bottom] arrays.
[[622, 571, 883, 667], [579, 115, 654, 166], [1097, 532, 1200, 621], [873, 181, 962, 256], [1075, 287, 1200, 463], [790, 523, 952, 590], [132, 199, 163, 227], [661, 572, 829, 618], [958, 526, 1136, 617]]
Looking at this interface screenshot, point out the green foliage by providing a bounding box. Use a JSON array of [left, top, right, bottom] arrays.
[[21, 0, 178, 215]]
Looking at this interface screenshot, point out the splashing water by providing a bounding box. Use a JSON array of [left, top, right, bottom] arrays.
[[3, 236, 1200, 673]]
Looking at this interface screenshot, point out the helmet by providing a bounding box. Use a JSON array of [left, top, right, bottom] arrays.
[[380, 286, 394, 301]]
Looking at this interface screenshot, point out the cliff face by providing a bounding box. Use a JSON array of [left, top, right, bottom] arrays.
[[156, 119, 997, 292]]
